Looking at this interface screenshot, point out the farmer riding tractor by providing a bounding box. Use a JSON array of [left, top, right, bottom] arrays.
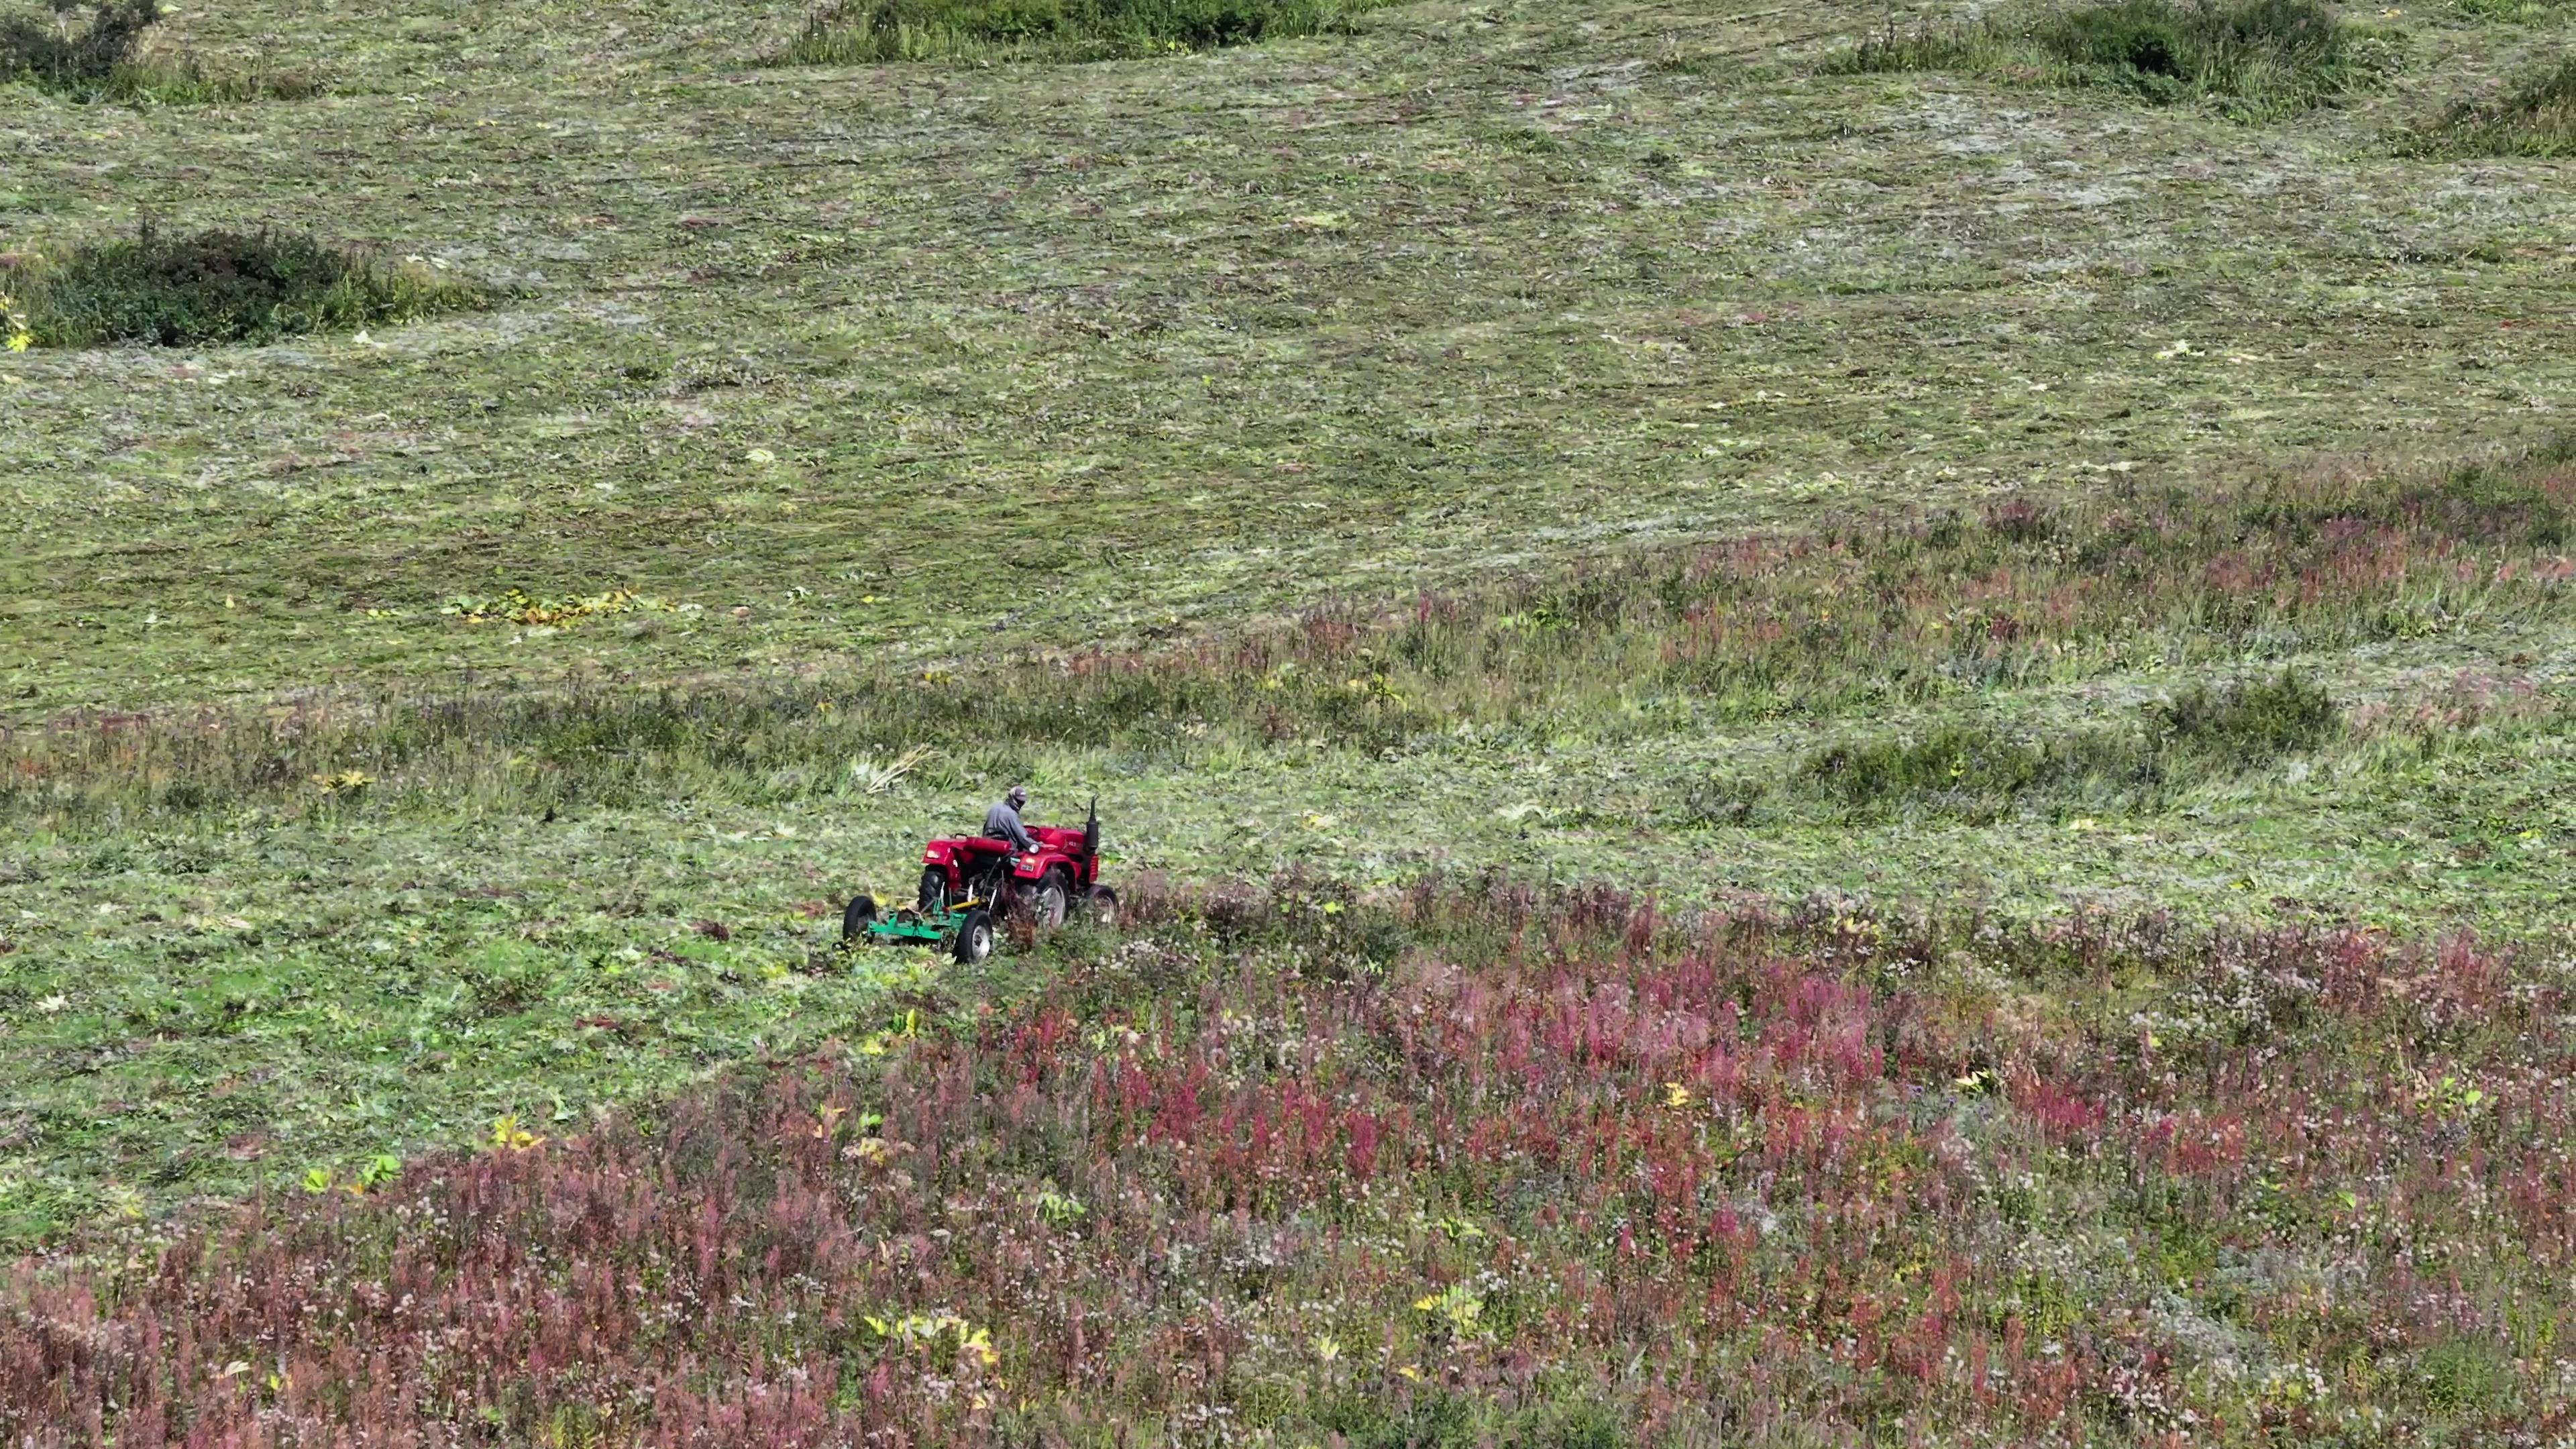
[[841, 793, 1116, 964]]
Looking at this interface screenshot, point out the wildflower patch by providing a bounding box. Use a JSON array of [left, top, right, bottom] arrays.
[[9, 888, 2569, 1440], [440, 588, 676, 629]]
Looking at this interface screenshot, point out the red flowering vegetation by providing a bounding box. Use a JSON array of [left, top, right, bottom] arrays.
[[7, 883, 2574, 1444]]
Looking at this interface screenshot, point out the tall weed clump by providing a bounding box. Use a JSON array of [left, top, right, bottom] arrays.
[[13, 222, 485, 347], [1799, 669, 2342, 819], [2152, 667, 2339, 763], [781, 0, 1383, 63], [2400, 54, 2576, 156], [1826, 13, 2019, 74], [0, 0, 314, 102], [1829, 0, 2392, 118]]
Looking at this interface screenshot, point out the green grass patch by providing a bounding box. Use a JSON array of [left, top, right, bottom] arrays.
[[1829, 0, 2397, 119], [2451, 0, 2567, 23], [1798, 669, 2341, 820], [0, 0, 316, 102], [778, 0, 1386, 63], [1830, 15, 2015, 74], [2155, 665, 2341, 763], [10, 222, 487, 349], [2400, 54, 2576, 156]]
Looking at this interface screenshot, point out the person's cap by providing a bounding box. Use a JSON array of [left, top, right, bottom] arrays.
[[1007, 785, 1028, 803]]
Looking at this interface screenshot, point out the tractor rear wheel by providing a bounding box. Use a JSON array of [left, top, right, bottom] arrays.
[[1082, 884, 1119, 927], [953, 908, 996, 965], [918, 868, 948, 916], [841, 895, 878, 943], [1032, 871, 1071, 931]]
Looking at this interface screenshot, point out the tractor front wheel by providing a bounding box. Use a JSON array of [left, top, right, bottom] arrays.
[[1032, 871, 1071, 931], [918, 867, 948, 916], [841, 895, 878, 943], [953, 908, 996, 965]]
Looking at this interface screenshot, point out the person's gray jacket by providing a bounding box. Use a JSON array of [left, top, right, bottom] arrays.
[[983, 799, 1038, 851]]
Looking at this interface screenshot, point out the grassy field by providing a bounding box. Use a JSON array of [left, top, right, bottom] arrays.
[[3, 0, 2575, 715], [4, 0, 2576, 1436], [4, 448, 2573, 1245]]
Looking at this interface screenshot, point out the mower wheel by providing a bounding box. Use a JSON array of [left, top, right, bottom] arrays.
[[917, 867, 948, 916], [953, 908, 996, 965], [1082, 884, 1119, 927], [841, 894, 878, 943], [1032, 870, 1071, 931]]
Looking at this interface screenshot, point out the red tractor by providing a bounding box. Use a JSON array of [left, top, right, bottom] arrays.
[[842, 798, 1116, 963]]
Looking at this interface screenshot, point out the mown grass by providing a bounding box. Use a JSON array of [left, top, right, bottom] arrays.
[[5, 448, 2562, 822], [781, 0, 1385, 63], [12, 882, 2575, 1441], [8, 223, 486, 348], [2402, 53, 2576, 156], [0, 0, 2570, 726], [1830, 0, 2398, 119]]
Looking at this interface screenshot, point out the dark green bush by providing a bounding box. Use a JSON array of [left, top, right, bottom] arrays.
[[0, 0, 312, 102], [2239, 455, 2574, 547], [0, 0, 152, 90], [1801, 671, 2340, 818], [2450, 0, 2569, 22], [1822, 15, 1996, 74], [2038, 0, 2358, 109], [1801, 722, 2163, 820], [1828, 0, 2385, 117], [781, 0, 1383, 63], [16, 222, 485, 348], [2042, 0, 2198, 77], [2153, 669, 2340, 764], [2400, 55, 2576, 158]]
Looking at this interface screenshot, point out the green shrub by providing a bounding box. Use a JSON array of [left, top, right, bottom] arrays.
[[2400, 55, 2576, 158], [1801, 671, 2339, 818], [2153, 669, 2340, 764], [1822, 15, 2001, 74], [14, 222, 486, 348], [2038, 0, 2350, 102], [0, 0, 314, 102], [2451, 0, 2567, 23], [1307, 1391, 1631, 1449], [1801, 722, 2163, 820], [2416, 1336, 2516, 1415], [1827, 0, 2387, 118], [0, 0, 150, 89], [780, 0, 1385, 64]]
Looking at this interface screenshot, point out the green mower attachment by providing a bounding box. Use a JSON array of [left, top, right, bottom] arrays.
[[842, 894, 998, 965]]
